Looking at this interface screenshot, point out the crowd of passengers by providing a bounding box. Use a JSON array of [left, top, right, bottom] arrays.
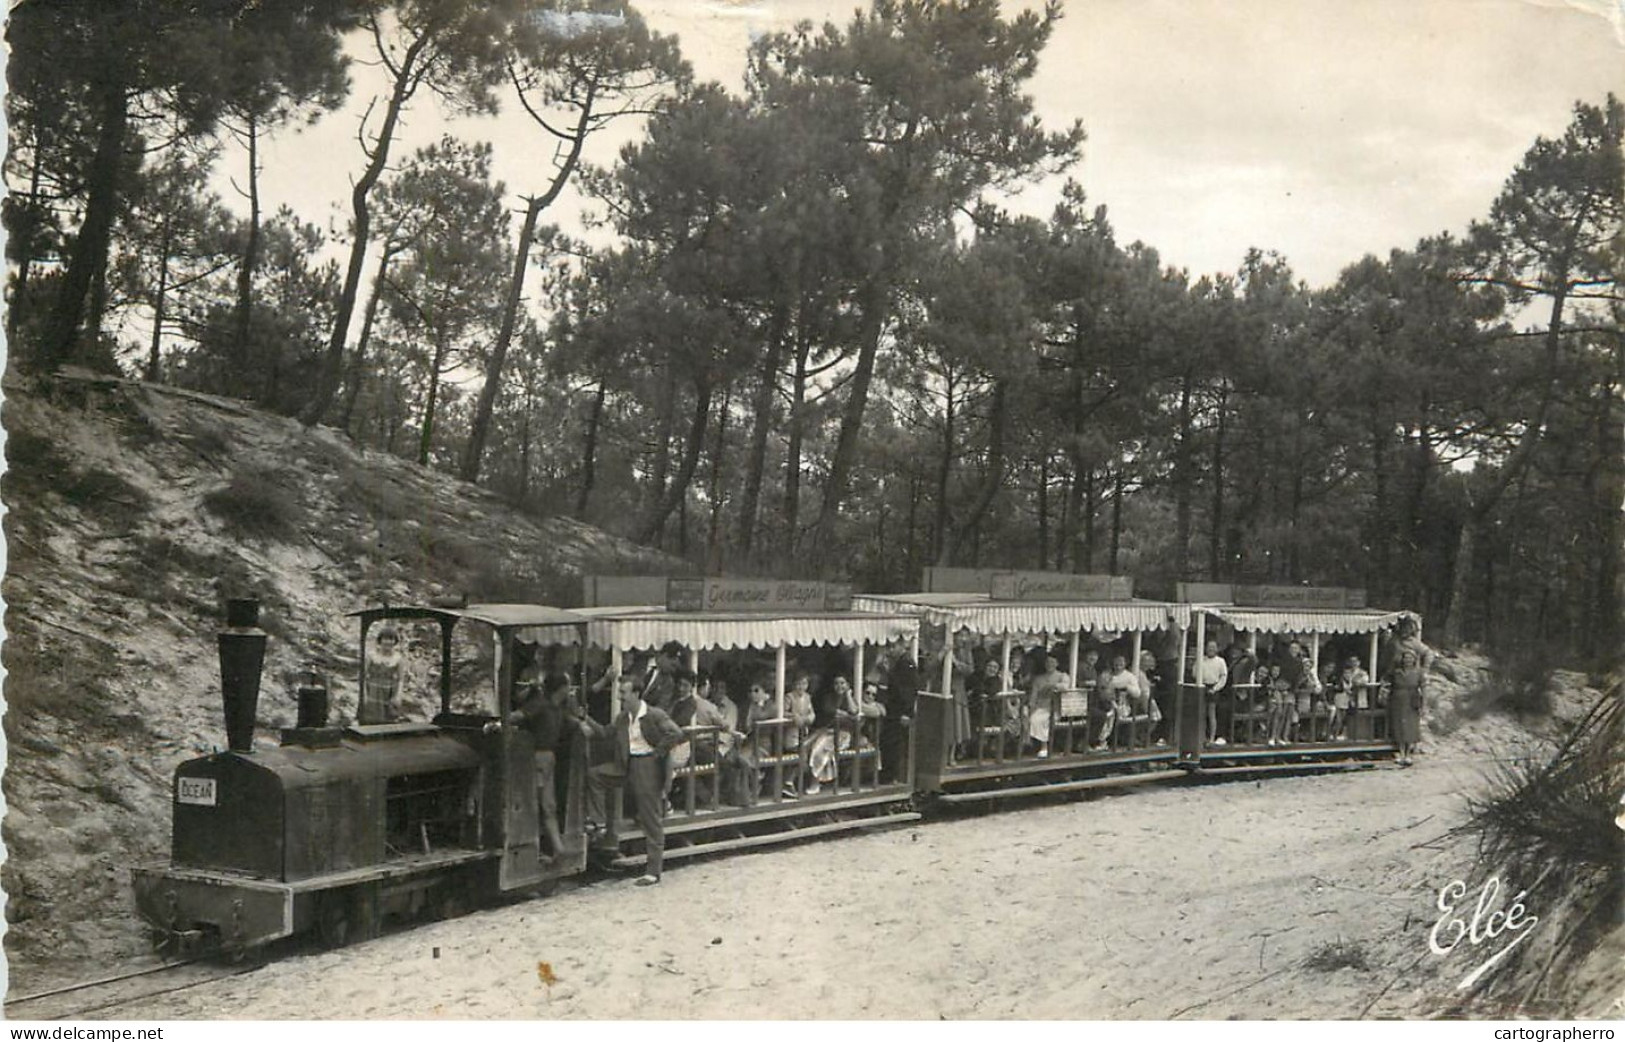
[[1191, 625, 1432, 752], [497, 623, 1434, 825], [929, 623, 1433, 760], [506, 641, 918, 812]]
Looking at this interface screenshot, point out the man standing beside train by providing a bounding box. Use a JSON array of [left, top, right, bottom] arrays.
[[581, 672, 685, 885]]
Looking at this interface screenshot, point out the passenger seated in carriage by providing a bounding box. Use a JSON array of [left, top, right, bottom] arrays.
[[780, 673, 819, 795], [1053, 647, 1102, 753], [803, 674, 881, 793], [737, 678, 779, 797], [1026, 649, 1070, 759], [1330, 656, 1367, 740], [1096, 655, 1136, 749], [666, 670, 733, 807], [1265, 664, 1292, 746], [1119, 650, 1163, 747], [965, 656, 1014, 755]]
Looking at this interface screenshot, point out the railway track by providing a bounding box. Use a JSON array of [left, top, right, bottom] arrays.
[[4, 957, 263, 1020]]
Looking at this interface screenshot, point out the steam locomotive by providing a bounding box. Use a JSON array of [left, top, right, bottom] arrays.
[[133, 579, 1413, 955]]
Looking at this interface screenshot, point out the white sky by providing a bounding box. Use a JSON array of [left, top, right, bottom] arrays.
[[245, 0, 1624, 290]]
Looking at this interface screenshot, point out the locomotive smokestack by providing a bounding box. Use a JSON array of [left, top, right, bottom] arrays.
[[219, 598, 267, 752]]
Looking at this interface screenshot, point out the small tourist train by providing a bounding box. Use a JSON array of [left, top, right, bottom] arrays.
[[132, 570, 1426, 955]]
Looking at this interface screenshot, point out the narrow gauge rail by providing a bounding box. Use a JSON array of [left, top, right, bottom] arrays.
[[129, 572, 1415, 957], [4, 958, 261, 1020]]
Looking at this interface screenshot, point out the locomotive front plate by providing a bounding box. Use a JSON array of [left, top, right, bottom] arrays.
[[177, 777, 217, 806]]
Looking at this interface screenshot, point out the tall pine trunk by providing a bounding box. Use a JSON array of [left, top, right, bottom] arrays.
[[303, 31, 427, 425], [1443, 281, 1571, 645], [418, 339, 449, 467], [231, 115, 261, 388], [1173, 370, 1195, 580], [782, 330, 810, 556], [706, 385, 731, 568], [933, 369, 956, 564], [738, 305, 787, 558], [340, 244, 398, 434], [1036, 454, 1049, 569], [1109, 469, 1125, 573], [9, 137, 45, 341], [39, 71, 126, 372], [949, 380, 1009, 562], [1083, 468, 1097, 572], [464, 88, 598, 483], [577, 381, 607, 516], [144, 227, 172, 383], [813, 271, 890, 552], [1207, 380, 1228, 578], [639, 381, 712, 546]]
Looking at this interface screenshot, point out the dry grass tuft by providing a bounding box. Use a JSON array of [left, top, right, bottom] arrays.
[[1452, 680, 1623, 1011], [1303, 939, 1372, 973]]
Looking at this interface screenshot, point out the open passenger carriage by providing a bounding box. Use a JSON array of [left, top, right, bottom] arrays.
[[520, 577, 926, 869], [854, 569, 1190, 804], [1176, 583, 1418, 773]]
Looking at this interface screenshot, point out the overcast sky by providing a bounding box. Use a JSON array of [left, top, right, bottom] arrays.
[[254, 0, 1624, 289]]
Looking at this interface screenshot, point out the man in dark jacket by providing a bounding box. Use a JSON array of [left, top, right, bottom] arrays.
[[504, 670, 575, 857], [580, 672, 686, 885], [879, 651, 918, 783]]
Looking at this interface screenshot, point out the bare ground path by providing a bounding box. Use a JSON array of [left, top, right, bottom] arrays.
[[102, 751, 1550, 1020]]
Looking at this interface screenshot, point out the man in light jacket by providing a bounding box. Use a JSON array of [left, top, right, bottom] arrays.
[[581, 672, 686, 885]]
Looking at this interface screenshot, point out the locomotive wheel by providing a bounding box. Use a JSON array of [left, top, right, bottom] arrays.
[[148, 926, 177, 956], [350, 885, 382, 942], [432, 886, 470, 923], [315, 894, 351, 950]]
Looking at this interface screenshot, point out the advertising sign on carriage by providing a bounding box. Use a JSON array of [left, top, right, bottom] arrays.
[[988, 570, 1134, 602], [1231, 585, 1368, 610], [666, 577, 854, 613]]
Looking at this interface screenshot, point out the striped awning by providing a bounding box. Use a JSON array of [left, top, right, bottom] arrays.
[[518, 607, 919, 652], [853, 593, 1188, 636], [1198, 606, 1418, 635]]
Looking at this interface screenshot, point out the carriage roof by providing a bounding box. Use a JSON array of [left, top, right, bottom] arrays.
[[851, 592, 1189, 636], [1191, 604, 1421, 636]]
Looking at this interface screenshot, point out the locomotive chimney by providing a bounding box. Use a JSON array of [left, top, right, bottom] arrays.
[[219, 598, 267, 753]]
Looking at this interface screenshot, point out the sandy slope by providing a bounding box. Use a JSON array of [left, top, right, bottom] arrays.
[[2, 373, 679, 971], [99, 733, 1612, 1021]]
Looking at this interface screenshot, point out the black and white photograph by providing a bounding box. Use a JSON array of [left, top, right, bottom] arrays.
[[1, 0, 1621, 1025]]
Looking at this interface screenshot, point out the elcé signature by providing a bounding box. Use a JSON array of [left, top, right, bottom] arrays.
[[1429, 876, 1540, 990]]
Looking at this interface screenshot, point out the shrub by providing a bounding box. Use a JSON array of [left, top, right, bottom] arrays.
[[60, 466, 144, 508], [202, 468, 297, 542]]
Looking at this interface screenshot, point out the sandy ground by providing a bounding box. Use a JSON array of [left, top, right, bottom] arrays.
[[92, 745, 1587, 1021]]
